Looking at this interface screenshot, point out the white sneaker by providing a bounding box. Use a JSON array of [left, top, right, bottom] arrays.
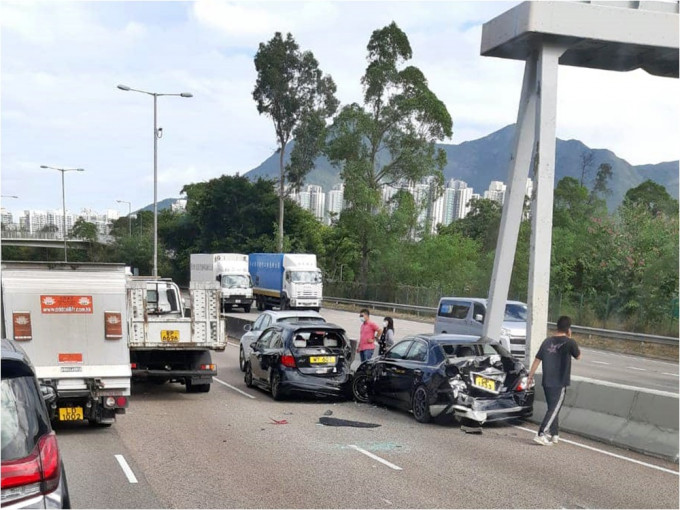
[[549, 434, 559, 444], [533, 434, 553, 446]]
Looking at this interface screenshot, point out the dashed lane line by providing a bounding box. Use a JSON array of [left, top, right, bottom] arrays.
[[214, 377, 257, 399], [627, 367, 646, 371], [114, 455, 138, 484], [662, 373, 679, 377], [591, 361, 610, 365], [513, 426, 678, 476], [349, 445, 402, 471]]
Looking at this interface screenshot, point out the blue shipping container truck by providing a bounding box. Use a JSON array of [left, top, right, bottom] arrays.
[[249, 253, 322, 311]]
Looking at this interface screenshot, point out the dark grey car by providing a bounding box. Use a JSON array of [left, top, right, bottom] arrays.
[[1, 338, 71, 508]]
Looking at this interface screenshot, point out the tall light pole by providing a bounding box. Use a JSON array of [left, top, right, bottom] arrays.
[[117, 84, 193, 277], [116, 199, 132, 236], [40, 165, 84, 262]]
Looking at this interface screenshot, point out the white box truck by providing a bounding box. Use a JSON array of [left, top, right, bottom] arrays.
[[190, 253, 253, 313], [1, 262, 131, 426], [126, 276, 226, 392], [249, 253, 323, 311]]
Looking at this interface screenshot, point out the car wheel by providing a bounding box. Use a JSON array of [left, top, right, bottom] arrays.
[[239, 346, 246, 372], [352, 373, 370, 403], [244, 362, 253, 388], [270, 371, 283, 401], [411, 385, 432, 423]]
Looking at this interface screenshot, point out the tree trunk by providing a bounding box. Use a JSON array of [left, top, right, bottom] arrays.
[[278, 143, 286, 252]]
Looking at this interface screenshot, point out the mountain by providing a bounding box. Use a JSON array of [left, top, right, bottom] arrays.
[[137, 198, 183, 213], [244, 124, 679, 210]]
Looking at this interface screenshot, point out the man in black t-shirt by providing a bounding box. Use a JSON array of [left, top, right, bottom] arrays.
[[527, 315, 581, 446]]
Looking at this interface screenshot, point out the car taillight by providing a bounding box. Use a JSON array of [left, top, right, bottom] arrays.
[[200, 364, 215, 371], [516, 376, 534, 391], [1, 433, 60, 503], [280, 355, 296, 368], [130, 363, 137, 369]]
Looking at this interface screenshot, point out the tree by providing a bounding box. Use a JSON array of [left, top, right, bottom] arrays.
[[326, 22, 453, 281], [590, 162, 613, 202], [444, 198, 502, 251], [253, 32, 339, 251], [579, 150, 594, 187], [70, 218, 98, 241], [623, 179, 678, 217]]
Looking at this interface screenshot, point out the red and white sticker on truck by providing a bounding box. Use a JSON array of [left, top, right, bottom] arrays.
[[41, 295, 93, 314]]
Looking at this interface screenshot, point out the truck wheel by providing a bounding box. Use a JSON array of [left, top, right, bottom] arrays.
[[256, 299, 264, 311], [270, 371, 283, 401], [244, 304, 251, 313], [281, 298, 290, 310], [244, 362, 254, 387]]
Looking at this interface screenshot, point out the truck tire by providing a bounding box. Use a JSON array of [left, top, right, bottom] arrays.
[[256, 298, 264, 311], [244, 304, 252, 313], [281, 297, 290, 310], [187, 380, 210, 393]]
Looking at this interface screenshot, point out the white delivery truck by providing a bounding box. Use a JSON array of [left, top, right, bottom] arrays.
[[127, 276, 226, 392], [1, 262, 131, 426], [249, 253, 323, 311], [190, 253, 253, 313]]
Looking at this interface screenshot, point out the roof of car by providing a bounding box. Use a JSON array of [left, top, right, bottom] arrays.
[[410, 333, 496, 344], [437, 297, 526, 306], [277, 321, 344, 332], [262, 310, 325, 320]]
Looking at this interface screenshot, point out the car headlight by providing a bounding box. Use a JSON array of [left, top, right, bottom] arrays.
[[500, 327, 511, 339]]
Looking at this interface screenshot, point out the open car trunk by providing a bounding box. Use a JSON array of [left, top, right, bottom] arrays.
[[291, 329, 350, 377]]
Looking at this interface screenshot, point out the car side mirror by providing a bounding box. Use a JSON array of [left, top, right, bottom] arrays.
[[474, 314, 484, 322], [250, 342, 258, 351], [244, 324, 252, 332], [40, 384, 57, 404]]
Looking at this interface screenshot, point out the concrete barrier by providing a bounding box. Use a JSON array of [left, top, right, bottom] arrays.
[[530, 374, 679, 462], [224, 316, 254, 342]]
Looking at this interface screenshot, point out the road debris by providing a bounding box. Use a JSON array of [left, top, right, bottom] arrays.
[[319, 416, 380, 428]]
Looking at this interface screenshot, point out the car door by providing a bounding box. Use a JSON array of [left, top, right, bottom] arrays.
[[260, 330, 284, 384], [250, 329, 275, 382], [243, 313, 267, 357], [392, 339, 429, 407], [373, 340, 413, 404], [469, 302, 486, 336]]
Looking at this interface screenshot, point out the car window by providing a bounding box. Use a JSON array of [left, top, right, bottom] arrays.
[[504, 303, 527, 322], [437, 342, 509, 358], [473, 303, 486, 323], [385, 340, 413, 360], [256, 330, 275, 349], [1, 365, 50, 462], [406, 340, 428, 362], [270, 332, 283, 349], [253, 315, 266, 331], [261, 315, 272, 329], [277, 317, 326, 324], [438, 300, 470, 319]]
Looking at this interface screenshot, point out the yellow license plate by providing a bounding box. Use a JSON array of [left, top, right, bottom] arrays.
[[474, 375, 497, 392], [310, 356, 336, 364], [161, 330, 180, 343], [58, 407, 83, 421]]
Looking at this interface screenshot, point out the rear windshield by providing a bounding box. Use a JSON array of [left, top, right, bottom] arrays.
[[436, 342, 510, 359], [504, 304, 527, 322], [1, 364, 51, 462], [290, 330, 346, 350]]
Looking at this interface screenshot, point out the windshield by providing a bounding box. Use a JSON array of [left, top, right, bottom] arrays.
[[437, 342, 511, 358], [221, 275, 252, 288], [289, 271, 322, 284], [504, 304, 527, 322]]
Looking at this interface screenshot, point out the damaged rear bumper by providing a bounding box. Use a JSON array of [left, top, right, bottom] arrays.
[[430, 392, 534, 424], [280, 370, 351, 398]]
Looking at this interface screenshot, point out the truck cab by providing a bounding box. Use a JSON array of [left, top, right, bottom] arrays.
[[284, 267, 323, 309]]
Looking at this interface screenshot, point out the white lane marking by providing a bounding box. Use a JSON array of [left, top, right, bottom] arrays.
[[662, 373, 679, 377], [226, 342, 238, 348], [114, 455, 138, 484], [591, 361, 610, 365], [214, 377, 256, 399], [349, 445, 402, 471], [627, 366, 646, 371], [513, 426, 679, 476]]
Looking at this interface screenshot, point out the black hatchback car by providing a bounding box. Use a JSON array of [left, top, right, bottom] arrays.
[[244, 323, 352, 400], [1, 338, 71, 508], [352, 334, 535, 424]]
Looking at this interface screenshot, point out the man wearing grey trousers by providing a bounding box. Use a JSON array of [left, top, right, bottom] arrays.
[[527, 315, 581, 445]]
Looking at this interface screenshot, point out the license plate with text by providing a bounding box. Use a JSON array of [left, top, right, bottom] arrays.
[[473, 375, 497, 393], [58, 407, 84, 421], [161, 330, 180, 343], [310, 356, 336, 364]]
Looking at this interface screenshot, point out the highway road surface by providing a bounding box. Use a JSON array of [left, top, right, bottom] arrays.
[[57, 342, 678, 509]]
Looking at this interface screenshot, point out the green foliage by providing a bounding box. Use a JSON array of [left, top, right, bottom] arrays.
[[326, 21, 453, 281], [253, 31, 338, 250], [70, 218, 98, 241], [623, 179, 678, 217]]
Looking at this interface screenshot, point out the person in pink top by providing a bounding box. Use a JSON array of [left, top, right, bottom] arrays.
[[358, 308, 382, 362]]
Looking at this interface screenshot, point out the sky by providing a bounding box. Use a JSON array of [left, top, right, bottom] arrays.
[[1, 0, 678, 218]]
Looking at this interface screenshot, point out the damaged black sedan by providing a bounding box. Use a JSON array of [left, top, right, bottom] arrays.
[[352, 334, 534, 424], [244, 323, 353, 400]]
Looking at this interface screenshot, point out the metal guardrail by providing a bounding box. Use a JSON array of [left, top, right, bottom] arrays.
[[323, 296, 679, 346]]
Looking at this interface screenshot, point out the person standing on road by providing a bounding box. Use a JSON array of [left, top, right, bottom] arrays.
[[527, 315, 581, 446], [378, 316, 395, 355], [358, 309, 381, 362]]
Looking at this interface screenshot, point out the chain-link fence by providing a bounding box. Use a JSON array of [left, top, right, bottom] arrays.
[[324, 280, 679, 336]]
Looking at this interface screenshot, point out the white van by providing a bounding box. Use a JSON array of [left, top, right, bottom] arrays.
[[434, 297, 527, 359]]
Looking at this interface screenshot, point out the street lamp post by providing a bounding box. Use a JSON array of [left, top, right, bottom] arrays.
[[116, 199, 132, 236], [117, 84, 193, 277], [40, 165, 84, 262]]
